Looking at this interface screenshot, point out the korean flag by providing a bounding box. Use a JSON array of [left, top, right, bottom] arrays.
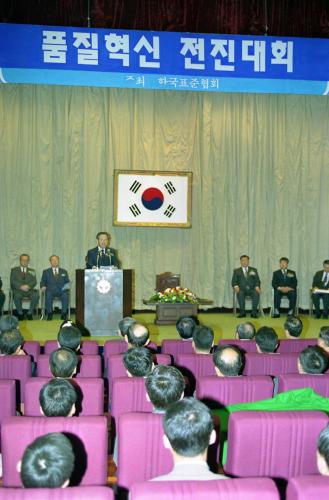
[[114, 171, 192, 227]]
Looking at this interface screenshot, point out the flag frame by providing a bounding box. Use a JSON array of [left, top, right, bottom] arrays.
[[113, 170, 193, 227]]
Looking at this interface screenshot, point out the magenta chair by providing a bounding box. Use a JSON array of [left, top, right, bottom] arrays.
[[44, 340, 99, 355], [175, 353, 216, 378], [111, 377, 152, 421], [243, 352, 299, 376], [24, 377, 105, 416], [0, 487, 114, 499], [286, 475, 329, 500], [104, 339, 158, 358], [23, 341, 40, 362], [0, 355, 32, 403], [225, 411, 329, 479], [196, 375, 274, 407], [37, 354, 102, 378], [1, 415, 108, 487], [130, 478, 280, 500], [218, 339, 258, 353], [161, 339, 194, 361], [0, 380, 16, 450], [277, 373, 329, 397], [277, 338, 318, 353]]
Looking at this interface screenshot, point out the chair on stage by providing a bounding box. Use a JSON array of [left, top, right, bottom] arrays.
[[233, 290, 264, 317], [40, 288, 71, 320], [270, 287, 299, 317], [37, 354, 102, 378], [8, 289, 39, 317], [44, 339, 99, 355]]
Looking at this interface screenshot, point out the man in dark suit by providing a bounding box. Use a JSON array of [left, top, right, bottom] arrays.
[[85, 231, 119, 269], [312, 260, 329, 319], [272, 257, 297, 318], [40, 255, 70, 321], [0, 276, 5, 315], [232, 255, 261, 318], [10, 254, 39, 320]]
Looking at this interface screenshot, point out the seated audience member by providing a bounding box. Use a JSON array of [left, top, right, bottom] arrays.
[[213, 345, 244, 377], [317, 424, 329, 476], [10, 253, 39, 320], [57, 323, 81, 352], [152, 398, 226, 481], [284, 315, 303, 339], [40, 255, 70, 321], [39, 379, 77, 417], [318, 326, 329, 354], [176, 316, 197, 341], [255, 327, 279, 353], [298, 346, 329, 374], [118, 316, 136, 338], [272, 257, 297, 317], [18, 433, 74, 488], [312, 260, 329, 319], [123, 347, 153, 377], [125, 323, 150, 348], [192, 326, 214, 354], [0, 328, 26, 355], [146, 365, 185, 413], [0, 314, 19, 333], [49, 348, 78, 379], [235, 322, 255, 340]]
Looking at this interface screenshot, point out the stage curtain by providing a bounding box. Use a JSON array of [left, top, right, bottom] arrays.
[[1, 84, 329, 309]]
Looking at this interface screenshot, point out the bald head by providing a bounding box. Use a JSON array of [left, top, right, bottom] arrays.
[[213, 345, 243, 376], [125, 323, 149, 347]]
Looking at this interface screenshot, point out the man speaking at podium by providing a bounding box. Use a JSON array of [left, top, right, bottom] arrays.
[[85, 232, 119, 269]]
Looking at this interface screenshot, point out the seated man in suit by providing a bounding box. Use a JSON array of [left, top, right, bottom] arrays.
[[272, 257, 297, 317], [298, 346, 328, 374], [317, 424, 329, 476], [284, 315, 303, 339], [39, 379, 77, 417], [123, 347, 153, 377], [85, 231, 119, 269], [318, 326, 329, 354], [176, 316, 197, 341], [0, 328, 26, 356], [0, 276, 5, 315], [10, 254, 39, 320], [235, 321, 255, 340], [232, 255, 261, 318], [146, 365, 185, 413], [192, 326, 214, 354], [255, 326, 279, 353], [312, 260, 329, 319], [50, 348, 78, 379], [40, 255, 70, 321], [213, 345, 244, 377]]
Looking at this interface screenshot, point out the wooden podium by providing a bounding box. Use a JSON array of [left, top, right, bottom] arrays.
[[75, 269, 132, 336]]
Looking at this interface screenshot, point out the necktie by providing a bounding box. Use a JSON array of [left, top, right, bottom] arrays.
[[22, 268, 26, 278], [244, 267, 247, 276], [283, 269, 287, 281], [325, 273, 329, 285]]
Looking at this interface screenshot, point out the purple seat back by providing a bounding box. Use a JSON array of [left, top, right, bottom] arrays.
[[0, 355, 32, 403], [277, 374, 329, 397], [117, 412, 173, 489], [130, 478, 280, 500], [37, 354, 102, 378], [0, 380, 16, 450], [161, 339, 194, 360], [111, 377, 152, 423], [277, 338, 318, 353], [218, 339, 258, 353], [243, 353, 299, 376], [44, 340, 99, 355], [225, 411, 328, 479], [196, 376, 274, 406], [286, 475, 329, 500], [104, 339, 158, 359], [176, 353, 216, 378], [23, 341, 40, 362], [24, 377, 104, 416], [1, 416, 108, 487], [0, 486, 114, 499]]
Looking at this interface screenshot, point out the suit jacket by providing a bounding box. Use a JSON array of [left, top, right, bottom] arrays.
[[231, 266, 261, 290], [85, 247, 119, 269], [0, 277, 2, 290], [10, 266, 37, 291], [272, 269, 297, 290], [312, 270, 329, 290], [40, 267, 69, 291]]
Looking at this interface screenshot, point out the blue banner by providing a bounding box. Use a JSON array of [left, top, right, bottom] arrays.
[[1, 23, 329, 95]]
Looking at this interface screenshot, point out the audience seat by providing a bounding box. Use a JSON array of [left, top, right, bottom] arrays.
[[218, 339, 258, 353], [161, 339, 194, 360], [0, 380, 16, 450], [196, 375, 274, 407], [24, 377, 105, 416], [36, 354, 102, 378], [130, 478, 280, 500], [175, 353, 216, 379], [277, 373, 329, 397], [44, 340, 99, 355], [0, 355, 32, 403], [1, 415, 108, 487], [104, 339, 158, 359], [22, 341, 40, 362], [286, 475, 329, 500], [277, 338, 318, 353], [225, 410, 328, 479], [0, 486, 114, 499], [111, 377, 152, 419], [243, 352, 299, 376]]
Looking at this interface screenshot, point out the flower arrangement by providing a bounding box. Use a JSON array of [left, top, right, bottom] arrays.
[[149, 286, 198, 304]]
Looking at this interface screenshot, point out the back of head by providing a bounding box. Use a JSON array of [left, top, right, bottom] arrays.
[[164, 398, 213, 457], [146, 365, 185, 411], [0, 328, 24, 355], [236, 322, 255, 340], [176, 316, 196, 340], [118, 316, 137, 337], [319, 326, 329, 349], [192, 326, 214, 353], [284, 316, 303, 338], [20, 432, 75, 488], [0, 315, 19, 333], [123, 347, 152, 377], [318, 425, 329, 475], [49, 348, 78, 378], [255, 327, 279, 353], [126, 323, 149, 347], [299, 346, 329, 374], [57, 325, 81, 352], [213, 345, 243, 376], [39, 379, 77, 417]]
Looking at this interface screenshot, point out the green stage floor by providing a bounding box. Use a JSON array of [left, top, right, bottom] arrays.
[[17, 312, 326, 345]]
